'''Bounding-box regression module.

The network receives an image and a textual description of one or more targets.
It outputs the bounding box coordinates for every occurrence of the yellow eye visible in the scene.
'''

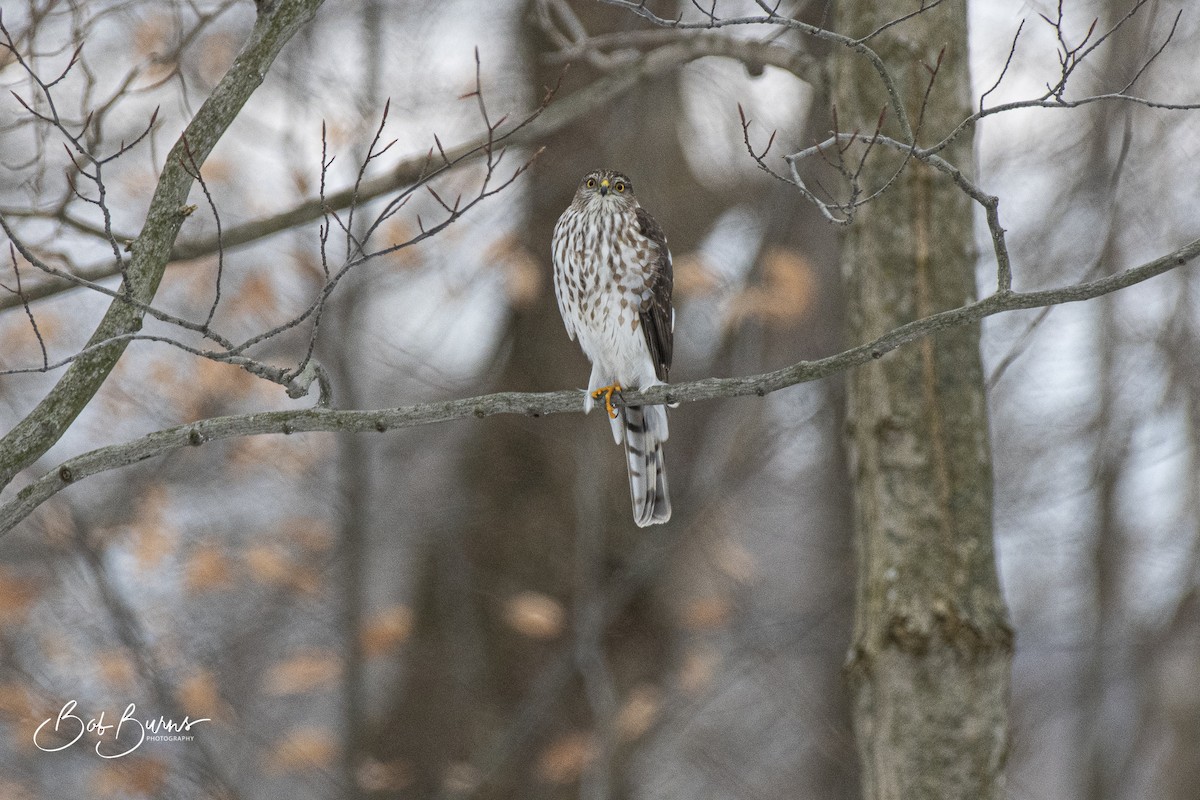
[614,182,625,193]
[585,178,596,188]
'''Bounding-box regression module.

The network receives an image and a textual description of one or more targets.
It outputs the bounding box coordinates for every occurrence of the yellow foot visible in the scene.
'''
[591,383,623,419]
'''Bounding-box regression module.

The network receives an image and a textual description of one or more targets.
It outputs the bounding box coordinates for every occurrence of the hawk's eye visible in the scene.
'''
[585,178,596,189]
[614,182,626,193]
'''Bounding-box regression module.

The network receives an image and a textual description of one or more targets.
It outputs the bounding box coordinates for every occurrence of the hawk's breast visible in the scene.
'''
[551,203,659,383]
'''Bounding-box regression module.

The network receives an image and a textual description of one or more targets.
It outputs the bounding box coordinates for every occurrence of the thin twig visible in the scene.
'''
[979,19,1024,113]
[179,133,227,330]
[2,243,49,369]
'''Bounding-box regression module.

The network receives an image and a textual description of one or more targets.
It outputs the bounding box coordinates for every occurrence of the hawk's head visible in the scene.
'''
[574,168,637,209]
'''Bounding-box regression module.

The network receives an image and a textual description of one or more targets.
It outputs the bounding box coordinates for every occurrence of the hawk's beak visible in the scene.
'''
[599,179,609,196]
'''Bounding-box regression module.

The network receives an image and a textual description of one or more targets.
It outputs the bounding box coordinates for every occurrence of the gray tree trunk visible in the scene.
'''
[832,3,1014,798]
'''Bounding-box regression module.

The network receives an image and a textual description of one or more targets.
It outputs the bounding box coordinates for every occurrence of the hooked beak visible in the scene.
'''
[599,179,609,196]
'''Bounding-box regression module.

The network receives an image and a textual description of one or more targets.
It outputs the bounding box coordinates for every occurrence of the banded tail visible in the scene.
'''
[613,404,671,527]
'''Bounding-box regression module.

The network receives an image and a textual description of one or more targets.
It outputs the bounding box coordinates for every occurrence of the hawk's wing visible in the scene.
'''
[551,217,577,342]
[635,207,674,382]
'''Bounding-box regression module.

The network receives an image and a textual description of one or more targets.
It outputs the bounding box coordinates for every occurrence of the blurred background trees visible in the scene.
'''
[0,1,1197,799]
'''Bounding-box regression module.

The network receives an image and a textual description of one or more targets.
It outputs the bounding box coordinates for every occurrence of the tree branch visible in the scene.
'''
[1,32,820,313]
[600,0,917,137]
[0,0,326,490]
[4,235,1196,535]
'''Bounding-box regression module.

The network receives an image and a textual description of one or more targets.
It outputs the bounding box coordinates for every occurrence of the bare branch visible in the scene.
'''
[1117,8,1182,95]
[0,0,328,491]
[740,104,851,225]
[2,31,821,314]
[599,0,916,138]
[0,331,291,385]
[343,97,394,262]
[0,212,237,350]
[855,0,947,44]
[5,236,1197,535]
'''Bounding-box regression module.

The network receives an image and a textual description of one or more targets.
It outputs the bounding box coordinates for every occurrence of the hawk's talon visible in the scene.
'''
[591,383,623,419]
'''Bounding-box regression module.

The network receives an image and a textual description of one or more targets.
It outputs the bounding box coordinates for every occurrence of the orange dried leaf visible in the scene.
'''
[291,168,312,197]
[175,258,222,307]
[226,436,319,476]
[265,651,341,695]
[679,646,719,696]
[133,14,173,58]
[128,523,177,572]
[0,567,41,628]
[503,591,565,640]
[536,731,595,784]
[291,249,325,284]
[226,273,277,319]
[148,359,184,390]
[97,650,137,691]
[715,539,756,582]
[268,727,337,772]
[37,630,71,666]
[380,218,422,269]
[361,606,414,657]
[486,234,541,307]
[0,781,34,800]
[673,252,720,296]
[92,756,169,796]
[284,517,336,553]
[680,597,732,630]
[197,157,232,184]
[0,307,61,364]
[184,542,234,592]
[725,246,816,328]
[198,31,238,84]
[193,355,255,400]
[0,682,33,721]
[356,757,412,792]
[441,762,480,794]
[242,544,293,586]
[286,567,323,596]
[177,671,222,721]
[125,484,178,571]
[616,684,661,741]
[136,483,172,517]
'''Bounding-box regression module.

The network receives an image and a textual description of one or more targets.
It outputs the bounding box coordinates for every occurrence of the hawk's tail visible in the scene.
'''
[619,404,671,527]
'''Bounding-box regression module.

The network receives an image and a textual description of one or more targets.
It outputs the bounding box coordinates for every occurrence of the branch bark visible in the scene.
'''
[0,0,325,489]
[3,237,1195,535]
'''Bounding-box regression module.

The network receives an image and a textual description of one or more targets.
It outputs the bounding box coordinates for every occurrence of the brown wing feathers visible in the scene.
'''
[634,207,674,383]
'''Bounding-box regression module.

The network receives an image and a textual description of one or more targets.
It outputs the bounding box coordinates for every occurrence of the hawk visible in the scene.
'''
[551,169,674,527]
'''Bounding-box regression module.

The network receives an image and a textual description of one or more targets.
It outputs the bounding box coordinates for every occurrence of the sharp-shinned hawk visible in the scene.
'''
[551,169,675,527]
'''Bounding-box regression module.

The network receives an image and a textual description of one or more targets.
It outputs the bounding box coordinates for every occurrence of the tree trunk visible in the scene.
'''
[833,3,1014,798]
